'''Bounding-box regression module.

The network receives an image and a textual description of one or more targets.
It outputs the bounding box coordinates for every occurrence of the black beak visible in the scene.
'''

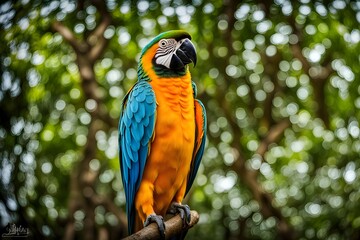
[170,38,197,69]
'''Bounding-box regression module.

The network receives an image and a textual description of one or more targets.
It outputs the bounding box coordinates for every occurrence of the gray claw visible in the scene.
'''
[144,214,166,239]
[169,203,191,226]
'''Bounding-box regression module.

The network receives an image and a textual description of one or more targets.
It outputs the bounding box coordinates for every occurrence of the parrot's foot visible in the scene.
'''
[168,202,191,227]
[144,214,166,239]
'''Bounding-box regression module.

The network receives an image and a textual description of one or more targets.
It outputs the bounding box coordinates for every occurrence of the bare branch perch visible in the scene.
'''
[124,211,200,240]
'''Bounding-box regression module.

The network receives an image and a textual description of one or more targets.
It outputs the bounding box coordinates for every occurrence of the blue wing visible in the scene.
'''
[118,80,156,234]
[185,98,207,195]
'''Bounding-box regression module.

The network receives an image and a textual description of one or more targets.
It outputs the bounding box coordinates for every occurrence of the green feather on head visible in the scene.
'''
[140,30,192,57]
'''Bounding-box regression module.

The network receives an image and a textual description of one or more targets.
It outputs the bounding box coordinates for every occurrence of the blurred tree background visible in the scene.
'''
[1,0,360,239]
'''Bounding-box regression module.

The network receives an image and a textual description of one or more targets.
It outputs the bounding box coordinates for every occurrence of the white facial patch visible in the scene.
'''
[155,39,177,69]
[155,53,173,68]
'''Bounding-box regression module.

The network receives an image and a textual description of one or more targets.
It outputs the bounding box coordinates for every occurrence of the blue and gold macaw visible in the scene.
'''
[118,30,206,238]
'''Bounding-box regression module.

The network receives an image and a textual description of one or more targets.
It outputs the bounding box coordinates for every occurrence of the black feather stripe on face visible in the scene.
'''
[156,39,176,56]
[154,39,177,68]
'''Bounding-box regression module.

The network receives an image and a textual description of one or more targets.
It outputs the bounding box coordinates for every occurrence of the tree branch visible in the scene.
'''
[287,14,333,128]
[257,119,290,157]
[88,0,112,62]
[52,21,86,53]
[260,49,283,129]
[53,2,122,239]
[223,101,294,239]
[124,211,200,240]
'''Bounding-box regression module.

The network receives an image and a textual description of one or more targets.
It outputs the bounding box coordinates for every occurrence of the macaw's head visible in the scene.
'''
[139,30,197,78]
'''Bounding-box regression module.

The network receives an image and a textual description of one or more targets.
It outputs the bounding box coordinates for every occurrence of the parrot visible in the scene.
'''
[118,30,207,238]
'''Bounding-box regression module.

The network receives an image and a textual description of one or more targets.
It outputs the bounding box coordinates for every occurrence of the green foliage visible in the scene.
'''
[1,0,360,239]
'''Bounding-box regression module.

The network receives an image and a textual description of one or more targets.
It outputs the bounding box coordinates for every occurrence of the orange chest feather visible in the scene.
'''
[150,75,195,142]
[146,75,196,198]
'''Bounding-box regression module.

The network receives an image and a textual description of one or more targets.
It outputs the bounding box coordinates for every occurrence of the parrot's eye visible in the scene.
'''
[159,39,167,47]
